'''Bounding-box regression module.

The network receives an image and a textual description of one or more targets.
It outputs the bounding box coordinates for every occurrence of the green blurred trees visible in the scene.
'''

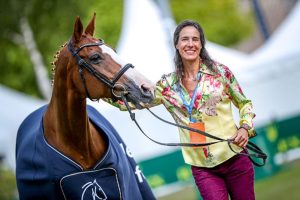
[170,0,254,46]
[0,0,253,98]
[0,0,87,97]
[0,0,123,98]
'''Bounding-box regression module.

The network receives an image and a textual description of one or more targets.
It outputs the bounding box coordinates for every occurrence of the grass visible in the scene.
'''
[255,160,300,200]
[158,160,300,200]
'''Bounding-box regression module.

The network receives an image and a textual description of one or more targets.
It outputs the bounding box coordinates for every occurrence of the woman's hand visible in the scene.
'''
[230,128,249,148]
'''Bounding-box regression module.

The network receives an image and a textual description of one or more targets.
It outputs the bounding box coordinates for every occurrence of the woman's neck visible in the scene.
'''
[182,58,201,80]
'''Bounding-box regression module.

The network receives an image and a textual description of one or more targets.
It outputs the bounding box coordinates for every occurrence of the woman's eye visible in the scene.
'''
[89,54,102,64]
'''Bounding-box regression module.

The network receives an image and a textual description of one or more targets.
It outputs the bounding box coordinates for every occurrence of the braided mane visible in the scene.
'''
[50,42,67,86]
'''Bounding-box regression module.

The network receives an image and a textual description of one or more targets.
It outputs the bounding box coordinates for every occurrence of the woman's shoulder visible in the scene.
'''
[211,61,237,83]
[210,61,233,76]
[210,61,228,71]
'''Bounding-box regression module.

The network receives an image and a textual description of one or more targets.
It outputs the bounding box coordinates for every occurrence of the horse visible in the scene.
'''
[15,14,156,200]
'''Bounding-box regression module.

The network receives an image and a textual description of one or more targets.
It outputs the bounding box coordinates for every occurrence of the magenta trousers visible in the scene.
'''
[191,153,255,200]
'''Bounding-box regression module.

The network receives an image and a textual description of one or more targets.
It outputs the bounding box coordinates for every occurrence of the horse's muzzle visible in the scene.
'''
[124,81,154,109]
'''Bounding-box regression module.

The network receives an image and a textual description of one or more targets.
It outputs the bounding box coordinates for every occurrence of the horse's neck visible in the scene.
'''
[47,89,88,138]
[44,88,107,169]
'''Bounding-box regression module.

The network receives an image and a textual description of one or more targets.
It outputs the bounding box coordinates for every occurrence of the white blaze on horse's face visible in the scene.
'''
[100,44,155,98]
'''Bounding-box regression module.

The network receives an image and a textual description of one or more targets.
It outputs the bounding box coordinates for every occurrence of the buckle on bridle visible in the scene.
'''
[112,83,128,98]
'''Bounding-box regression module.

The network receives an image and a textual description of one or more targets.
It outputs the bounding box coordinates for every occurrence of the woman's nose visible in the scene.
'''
[187,39,193,46]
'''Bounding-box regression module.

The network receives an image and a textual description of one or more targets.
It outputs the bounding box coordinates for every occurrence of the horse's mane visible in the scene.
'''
[51,42,67,86]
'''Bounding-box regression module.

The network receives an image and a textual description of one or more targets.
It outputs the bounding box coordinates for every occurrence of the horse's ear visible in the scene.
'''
[84,13,96,36]
[72,16,83,43]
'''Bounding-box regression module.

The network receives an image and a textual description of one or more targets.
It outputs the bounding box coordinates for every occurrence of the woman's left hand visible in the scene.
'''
[230,128,249,148]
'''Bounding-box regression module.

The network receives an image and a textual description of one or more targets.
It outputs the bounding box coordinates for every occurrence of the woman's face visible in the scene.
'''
[176,26,202,62]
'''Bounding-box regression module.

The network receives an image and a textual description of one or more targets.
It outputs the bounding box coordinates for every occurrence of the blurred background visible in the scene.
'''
[0,0,300,199]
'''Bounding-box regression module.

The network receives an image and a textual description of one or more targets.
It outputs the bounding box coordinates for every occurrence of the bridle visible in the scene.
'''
[120,94,267,167]
[67,39,133,100]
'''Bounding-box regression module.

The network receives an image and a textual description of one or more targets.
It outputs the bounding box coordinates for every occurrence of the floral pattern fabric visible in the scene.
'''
[105,62,256,167]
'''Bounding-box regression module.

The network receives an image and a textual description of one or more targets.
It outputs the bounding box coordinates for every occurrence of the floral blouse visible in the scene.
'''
[105,62,256,167]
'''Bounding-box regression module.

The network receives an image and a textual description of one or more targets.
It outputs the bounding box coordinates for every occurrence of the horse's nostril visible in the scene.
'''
[141,85,152,98]
[143,90,152,97]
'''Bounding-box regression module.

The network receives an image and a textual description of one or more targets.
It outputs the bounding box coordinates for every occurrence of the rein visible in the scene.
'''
[121,95,267,167]
[67,40,133,100]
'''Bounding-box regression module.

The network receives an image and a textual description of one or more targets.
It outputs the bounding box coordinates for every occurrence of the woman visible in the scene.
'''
[107,19,256,200]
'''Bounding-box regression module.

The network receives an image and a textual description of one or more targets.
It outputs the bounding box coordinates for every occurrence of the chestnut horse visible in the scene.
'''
[16,14,156,200]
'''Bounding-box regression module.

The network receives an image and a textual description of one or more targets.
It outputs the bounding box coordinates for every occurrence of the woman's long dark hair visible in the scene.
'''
[173,20,214,78]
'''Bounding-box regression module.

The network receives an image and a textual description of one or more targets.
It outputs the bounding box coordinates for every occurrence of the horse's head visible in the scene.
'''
[56,13,154,108]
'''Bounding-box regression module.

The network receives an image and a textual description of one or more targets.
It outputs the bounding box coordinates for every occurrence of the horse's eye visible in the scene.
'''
[89,53,102,64]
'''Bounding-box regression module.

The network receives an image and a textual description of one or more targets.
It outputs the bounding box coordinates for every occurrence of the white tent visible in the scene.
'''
[0,85,46,169]
[236,1,300,125]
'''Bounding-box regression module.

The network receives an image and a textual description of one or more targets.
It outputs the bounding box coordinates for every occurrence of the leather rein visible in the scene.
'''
[120,95,267,167]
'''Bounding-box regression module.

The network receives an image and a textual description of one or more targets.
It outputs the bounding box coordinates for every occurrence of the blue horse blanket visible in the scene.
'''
[16,105,155,200]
